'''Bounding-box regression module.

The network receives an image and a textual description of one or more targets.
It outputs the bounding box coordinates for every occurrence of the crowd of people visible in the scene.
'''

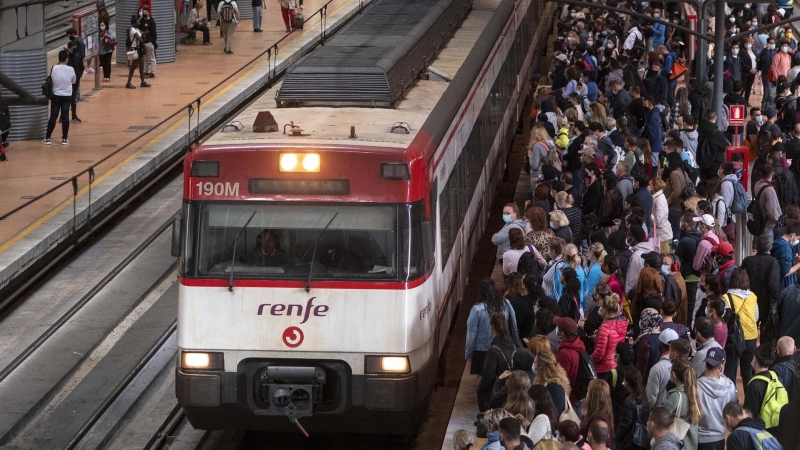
[452,1,800,449]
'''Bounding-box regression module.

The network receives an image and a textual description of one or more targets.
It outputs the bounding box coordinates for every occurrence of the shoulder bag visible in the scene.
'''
[726,293,747,357]
[559,393,580,423]
[41,66,54,99]
[669,392,691,439]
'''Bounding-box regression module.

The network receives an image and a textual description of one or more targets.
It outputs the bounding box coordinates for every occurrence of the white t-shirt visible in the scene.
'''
[51,64,76,97]
[129,27,142,48]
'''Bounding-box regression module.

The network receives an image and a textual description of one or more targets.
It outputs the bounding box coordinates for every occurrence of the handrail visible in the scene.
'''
[0,0,344,224]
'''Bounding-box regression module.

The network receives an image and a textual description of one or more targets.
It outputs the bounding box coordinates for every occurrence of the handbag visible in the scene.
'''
[41,66,54,99]
[559,393,580,424]
[669,61,689,80]
[669,393,691,439]
[127,49,140,63]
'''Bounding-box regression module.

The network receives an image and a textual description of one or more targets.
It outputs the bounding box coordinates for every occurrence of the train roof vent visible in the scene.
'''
[276,0,472,108]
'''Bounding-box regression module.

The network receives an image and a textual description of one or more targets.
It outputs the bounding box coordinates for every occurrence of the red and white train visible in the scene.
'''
[174,0,552,433]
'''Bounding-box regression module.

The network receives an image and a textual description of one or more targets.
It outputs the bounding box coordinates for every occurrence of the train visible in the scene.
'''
[172,0,552,434]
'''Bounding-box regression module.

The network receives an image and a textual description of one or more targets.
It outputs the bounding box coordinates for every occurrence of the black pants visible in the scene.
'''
[194,25,210,43]
[743,72,756,104]
[1,130,8,143]
[724,338,757,386]
[697,441,725,450]
[99,52,113,78]
[127,53,145,84]
[46,95,71,139]
[206,0,219,20]
[70,79,81,118]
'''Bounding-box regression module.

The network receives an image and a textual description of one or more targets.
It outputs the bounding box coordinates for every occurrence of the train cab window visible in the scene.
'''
[399,200,434,281]
[183,203,407,281]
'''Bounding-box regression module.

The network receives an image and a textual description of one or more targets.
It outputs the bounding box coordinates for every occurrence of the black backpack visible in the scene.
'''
[574,351,599,399]
[41,66,53,100]
[773,172,792,209]
[682,161,698,185]
[697,138,714,172]
[746,185,770,236]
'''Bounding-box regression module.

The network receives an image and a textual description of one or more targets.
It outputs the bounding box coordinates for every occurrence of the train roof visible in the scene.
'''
[203,0,507,154]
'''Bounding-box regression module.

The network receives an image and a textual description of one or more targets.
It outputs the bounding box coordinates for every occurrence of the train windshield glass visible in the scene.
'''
[184,203,412,281]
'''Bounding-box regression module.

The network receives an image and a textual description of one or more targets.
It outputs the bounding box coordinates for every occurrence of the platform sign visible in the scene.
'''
[727,146,749,192]
[72,8,100,59]
[730,105,745,126]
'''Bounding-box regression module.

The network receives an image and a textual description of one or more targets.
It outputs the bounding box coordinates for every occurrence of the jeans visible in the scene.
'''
[697,440,725,450]
[668,209,682,246]
[144,42,156,74]
[724,338,757,386]
[220,20,236,51]
[281,6,295,30]
[99,52,113,78]
[46,95,71,139]
[252,5,262,29]
[762,77,775,109]
[685,281,698,329]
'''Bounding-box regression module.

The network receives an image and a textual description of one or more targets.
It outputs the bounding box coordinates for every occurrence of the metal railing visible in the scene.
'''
[0,0,346,236]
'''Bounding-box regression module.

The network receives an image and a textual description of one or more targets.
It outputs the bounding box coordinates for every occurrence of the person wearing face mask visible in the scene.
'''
[97,21,115,82]
[491,203,527,264]
[769,39,792,86]
[741,38,758,104]
[722,401,780,450]
[580,161,604,219]
[741,234,781,340]
[769,220,800,290]
[138,8,157,79]
[746,107,762,150]
[760,38,779,109]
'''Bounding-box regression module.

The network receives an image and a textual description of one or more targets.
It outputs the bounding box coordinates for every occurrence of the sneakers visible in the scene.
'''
[62,138,69,145]
[254,28,263,32]
[203,42,212,45]
[140,81,151,88]
[145,73,155,78]
[225,49,233,54]
[126,83,136,89]
[72,117,82,123]
[42,138,51,145]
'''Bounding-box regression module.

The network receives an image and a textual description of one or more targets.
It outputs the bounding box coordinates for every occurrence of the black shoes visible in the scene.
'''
[225,49,233,54]
[140,81,151,87]
[126,83,136,89]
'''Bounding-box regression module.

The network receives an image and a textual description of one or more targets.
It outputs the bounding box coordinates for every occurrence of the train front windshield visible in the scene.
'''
[182,202,428,282]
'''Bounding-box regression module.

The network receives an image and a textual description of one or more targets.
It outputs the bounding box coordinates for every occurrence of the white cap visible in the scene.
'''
[659,328,679,345]
[693,214,715,227]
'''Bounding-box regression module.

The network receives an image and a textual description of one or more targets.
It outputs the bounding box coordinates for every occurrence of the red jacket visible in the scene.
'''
[591,317,629,373]
[557,336,586,385]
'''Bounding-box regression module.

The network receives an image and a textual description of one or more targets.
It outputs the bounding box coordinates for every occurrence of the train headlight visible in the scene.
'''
[181,351,224,370]
[279,153,321,172]
[365,355,411,374]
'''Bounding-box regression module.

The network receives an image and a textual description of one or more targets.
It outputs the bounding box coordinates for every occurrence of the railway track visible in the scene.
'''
[44,0,116,46]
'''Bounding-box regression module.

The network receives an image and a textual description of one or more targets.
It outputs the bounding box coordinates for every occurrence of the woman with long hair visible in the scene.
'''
[663,358,702,450]
[476,314,517,411]
[649,177,673,253]
[503,228,531,276]
[706,297,728,348]
[526,206,555,257]
[633,267,664,327]
[637,137,654,178]
[589,102,607,125]
[533,350,571,415]
[580,379,615,448]
[602,256,624,305]
[674,87,692,123]
[599,172,624,236]
[526,385,560,446]
[615,365,650,450]
[549,243,586,302]
[452,430,475,450]
[504,370,535,427]
[585,242,607,308]
[722,268,759,385]
[528,334,553,359]
[466,279,521,377]
[528,124,554,191]
[559,267,583,321]
[482,408,511,450]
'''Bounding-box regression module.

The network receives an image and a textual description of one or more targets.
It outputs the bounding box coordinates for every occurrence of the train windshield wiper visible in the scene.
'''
[306,213,338,293]
[228,211,257,292]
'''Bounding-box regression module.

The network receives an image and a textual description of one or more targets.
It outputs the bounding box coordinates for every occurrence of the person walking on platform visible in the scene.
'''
[43,50,76,145]
[278,0,296,33]
[252,0,265,32]
[65,28,85,104]
[66,41,83,124]
[218,0,239,54]
[98,21,116,82]
[126,16,151,89]
[189,1,212,45]
[139,7,157,78]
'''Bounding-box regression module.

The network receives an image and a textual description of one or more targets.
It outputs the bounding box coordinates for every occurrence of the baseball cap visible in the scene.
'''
[705,347,726,366]
[671,37,685,45]
[554,316,578,335]
[556,52,568,62]
[693,214,715,227]
[766,107,779,118]
[713,241,734,257]
[659,328,679,345]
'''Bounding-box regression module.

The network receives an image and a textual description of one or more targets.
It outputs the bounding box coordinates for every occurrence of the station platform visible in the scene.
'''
[0,0,368,291]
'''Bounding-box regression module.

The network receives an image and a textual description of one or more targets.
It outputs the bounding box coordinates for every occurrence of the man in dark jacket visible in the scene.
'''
[741,235,782,341]
[779,284,800,343]
[634,171,654,236]
[745,344,782,435]
[642,95,664,160]
[697,110,729,180]
[550,54,568,90]
[643,62,669,107]
[608,79,631,116]
[628,85,647,132]
[760,37,778,109]
[0,91,9,147]
[771,336,797,394]
[724,401,775,450]
[675,212,701,324]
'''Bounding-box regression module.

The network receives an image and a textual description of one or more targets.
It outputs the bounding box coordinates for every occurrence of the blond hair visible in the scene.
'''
[530,123,551,145]
[533,351,571,397]
[504,371,535,423]
[563,243,581,270]
[580,379,614,428]
[555,191,574,208]
[452,430,475,450]
[649,177,666,192]
[550,210,569,228]
[590,242,607,265]
[527,335,553,358]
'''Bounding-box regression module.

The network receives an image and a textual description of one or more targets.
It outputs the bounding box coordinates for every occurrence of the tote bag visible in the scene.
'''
[669,393,691,439]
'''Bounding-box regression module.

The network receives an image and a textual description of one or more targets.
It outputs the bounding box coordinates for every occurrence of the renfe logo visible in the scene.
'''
[256,297,329,324]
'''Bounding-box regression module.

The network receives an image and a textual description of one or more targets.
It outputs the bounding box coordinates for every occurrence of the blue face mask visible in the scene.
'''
[487,430,500,442]
[550,221,556,229]
[503,214,512,223]
[756,115,763,123]
[661,265,670,275]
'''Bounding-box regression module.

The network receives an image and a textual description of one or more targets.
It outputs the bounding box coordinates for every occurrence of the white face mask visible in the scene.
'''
[782,46,790,53]
[733,48,740,55]
[100,25,106,30]
[654,13,660,18]
[745,43,752,49]
[607,42,615,49]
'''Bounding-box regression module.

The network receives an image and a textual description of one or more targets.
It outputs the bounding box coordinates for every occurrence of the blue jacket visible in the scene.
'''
[645,108,664,153]
[465,300,519,359]
[662,51,677,77]
[584,261,603,307]
[584,52,597,75]
[770,237,796,289]
[586,81,598,102]
[550,263,587,304]
[636,186,654,236]
[652,22,666,46]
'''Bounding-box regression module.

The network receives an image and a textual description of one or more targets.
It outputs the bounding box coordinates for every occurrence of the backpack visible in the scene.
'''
[41,66,54,100]
[697,138,715,172]
[749,370,789,429]
[725,293,747,357]
[659,106,670,133]
[739,427,784,450]
[573,351,599,399]
[759,122,775,154]
[631,31,645,61]
[719,104,731,130]
[723,179,749,214]
[773,172,792,209]
[747,185,770,236]
[700,236,720,274]
[631,148,646,175]
[219,0,234,22]
[682,161,698,185]
[610,145,625,169]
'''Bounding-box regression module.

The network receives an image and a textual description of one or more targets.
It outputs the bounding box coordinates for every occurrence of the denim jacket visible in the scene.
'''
[465,300,518,360]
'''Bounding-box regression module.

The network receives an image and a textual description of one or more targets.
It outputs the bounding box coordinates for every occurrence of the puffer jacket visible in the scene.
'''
[652,190,673,242]
[591,316,629,373]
